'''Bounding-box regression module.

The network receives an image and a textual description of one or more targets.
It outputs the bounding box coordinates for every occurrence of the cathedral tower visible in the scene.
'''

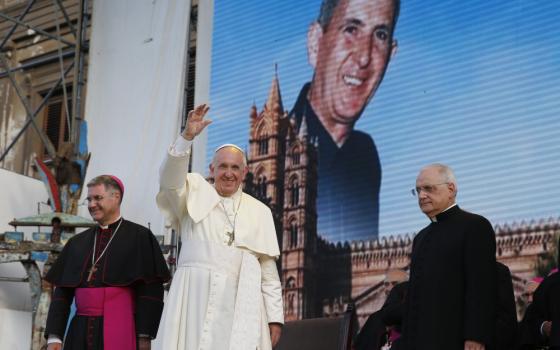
[246,68,290,232]
[281,115,320,320]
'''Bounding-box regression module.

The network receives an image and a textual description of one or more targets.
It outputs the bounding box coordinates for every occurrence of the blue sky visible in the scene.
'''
[208,0,560,238]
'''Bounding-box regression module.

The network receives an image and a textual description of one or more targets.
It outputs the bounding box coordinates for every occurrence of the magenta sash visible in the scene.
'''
[75,287,136,350]
[389,329,401,342]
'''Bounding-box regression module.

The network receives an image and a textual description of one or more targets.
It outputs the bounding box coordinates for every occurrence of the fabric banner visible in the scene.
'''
[82,0,193,236]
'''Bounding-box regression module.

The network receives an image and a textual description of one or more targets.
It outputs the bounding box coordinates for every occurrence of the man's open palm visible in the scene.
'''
[182,104,212,140]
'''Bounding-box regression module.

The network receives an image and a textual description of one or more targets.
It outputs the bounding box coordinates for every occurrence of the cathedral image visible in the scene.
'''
[241,72,560,326]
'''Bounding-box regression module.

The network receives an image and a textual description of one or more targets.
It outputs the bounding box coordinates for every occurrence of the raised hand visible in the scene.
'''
[182,104,212,141]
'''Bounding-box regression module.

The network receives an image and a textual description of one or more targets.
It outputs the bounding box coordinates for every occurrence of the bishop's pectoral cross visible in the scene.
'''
[86,265,98,282]
[226,231,234,246]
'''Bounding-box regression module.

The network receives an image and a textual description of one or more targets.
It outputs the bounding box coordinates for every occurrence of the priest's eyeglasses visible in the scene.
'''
[411,183,448,197]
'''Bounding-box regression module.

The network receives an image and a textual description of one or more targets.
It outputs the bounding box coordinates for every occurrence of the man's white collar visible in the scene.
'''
[430,203,457,222]
[100,216,122,229]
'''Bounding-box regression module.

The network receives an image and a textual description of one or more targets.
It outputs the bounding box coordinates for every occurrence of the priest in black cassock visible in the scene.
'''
[517,269,560,350]
[494,261,517,350]
[44,175,170,350]
[401,164,496,350]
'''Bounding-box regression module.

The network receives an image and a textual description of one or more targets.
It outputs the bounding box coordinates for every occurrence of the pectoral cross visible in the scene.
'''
[87,265,98,282]
[226,231,235,246]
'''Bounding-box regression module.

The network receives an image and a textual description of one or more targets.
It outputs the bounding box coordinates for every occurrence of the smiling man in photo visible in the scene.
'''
[289,0,399,241]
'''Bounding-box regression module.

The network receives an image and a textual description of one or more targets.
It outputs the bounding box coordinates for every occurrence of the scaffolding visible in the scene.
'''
[0,0,90,167]
[0,1,197,347]
[0,1,91,348]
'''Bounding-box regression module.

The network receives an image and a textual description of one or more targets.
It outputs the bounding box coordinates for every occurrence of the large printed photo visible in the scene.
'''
[207,0,560,244]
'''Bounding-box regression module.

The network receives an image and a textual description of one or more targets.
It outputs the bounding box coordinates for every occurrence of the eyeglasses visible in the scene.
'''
[86,195,106,203]
[411,183,448,197]
[86,192,118,203]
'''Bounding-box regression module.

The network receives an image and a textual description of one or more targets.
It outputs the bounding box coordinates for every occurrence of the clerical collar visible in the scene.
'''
[99,216,122,229]
[218,186,243,202]
[430,204,458,222]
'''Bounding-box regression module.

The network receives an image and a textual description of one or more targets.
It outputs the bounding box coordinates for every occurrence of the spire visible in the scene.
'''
[250,101,258,119]
[289,114,297,128]
[265,64,284,114]
[298,113,308,138]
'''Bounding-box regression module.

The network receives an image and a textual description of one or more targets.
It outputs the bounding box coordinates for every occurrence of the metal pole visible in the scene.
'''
[0,11,74,46]
[0,276,29,282]
[54,0,77,39]
[169,229,178,277]
[0,54,58,159]
[0,61,75,162]
[0,0,36,50]
[70,0,88,148]
[0,48,74,79]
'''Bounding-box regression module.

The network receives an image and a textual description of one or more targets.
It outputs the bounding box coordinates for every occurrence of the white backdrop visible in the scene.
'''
[82,0,194,236]
[0,170,47,349]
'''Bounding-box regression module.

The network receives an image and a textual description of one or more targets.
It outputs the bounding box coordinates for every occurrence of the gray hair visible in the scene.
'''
[422,163,458,193]
[213,144,247,166]
[317,0,401,31]
[87,175,123,203]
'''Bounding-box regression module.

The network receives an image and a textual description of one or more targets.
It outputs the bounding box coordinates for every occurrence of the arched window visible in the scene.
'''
[256,174,267,198]
[258,139,269,155]
[289,177,299,206]
[289,220,298,248]
[292,153,300,165]
[285,276,296,289]
[291,147,300,165]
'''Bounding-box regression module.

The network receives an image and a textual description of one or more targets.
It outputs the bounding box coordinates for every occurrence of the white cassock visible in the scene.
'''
[153,137,284,350]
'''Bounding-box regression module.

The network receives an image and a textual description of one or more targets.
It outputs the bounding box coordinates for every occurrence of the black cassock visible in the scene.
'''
[494,262,517,350]
[289,83,381,240]
[44,219,171,349]
[354,281,408,350]
[402,205,496,350]
[518,271,560,350]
